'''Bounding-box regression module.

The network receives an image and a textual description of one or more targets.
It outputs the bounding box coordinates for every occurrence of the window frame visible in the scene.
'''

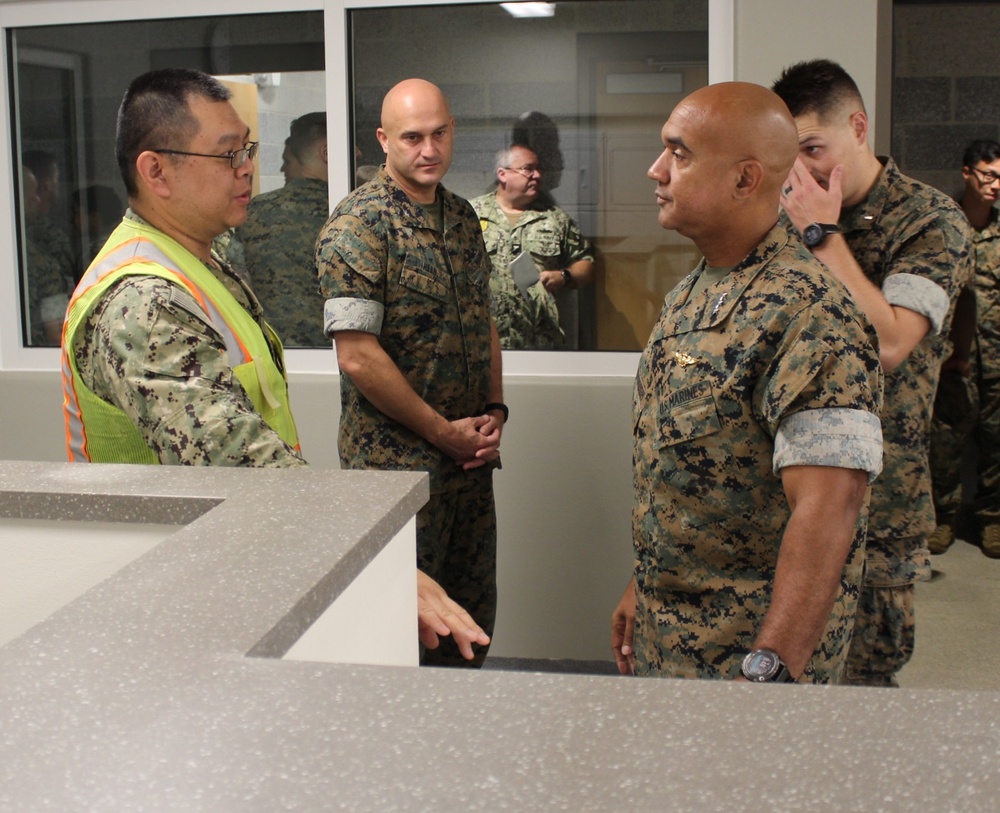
[0,0,734,376]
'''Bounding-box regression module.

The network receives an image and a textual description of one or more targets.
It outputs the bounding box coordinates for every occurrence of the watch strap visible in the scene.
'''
[741,648,793,683]
[804,222,841,248]
[484,402,509,423]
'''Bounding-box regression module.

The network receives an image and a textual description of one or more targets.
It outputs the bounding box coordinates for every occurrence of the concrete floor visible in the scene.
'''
[899,538,1000,692]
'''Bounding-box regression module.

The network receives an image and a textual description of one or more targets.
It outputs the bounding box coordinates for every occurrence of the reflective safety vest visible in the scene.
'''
[61,218,299,463]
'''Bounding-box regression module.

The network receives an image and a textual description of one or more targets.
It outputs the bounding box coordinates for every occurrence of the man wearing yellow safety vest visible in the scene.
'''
[60,68,488,660]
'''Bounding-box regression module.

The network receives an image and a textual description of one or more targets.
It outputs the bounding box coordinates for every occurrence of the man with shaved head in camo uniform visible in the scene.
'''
[317,78,504,668]
[612,82,884,685]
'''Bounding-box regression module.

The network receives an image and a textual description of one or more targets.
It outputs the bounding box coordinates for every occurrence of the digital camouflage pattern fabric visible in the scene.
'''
[969,209,1000,528]
[837,157,971,687]
[231,178,330,347]
[632,223,883,682]
[470,191,592,350]
[25,215,75,346]
[416,466,496,668]
[317,167,499,667]
[844,577,915,687]
[840,157,973,584]
[318,168,496,493]
[73,211,305,468]
[928,367,977,532]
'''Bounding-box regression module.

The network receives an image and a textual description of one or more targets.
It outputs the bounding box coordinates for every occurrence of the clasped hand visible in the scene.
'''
[439,414,501,470]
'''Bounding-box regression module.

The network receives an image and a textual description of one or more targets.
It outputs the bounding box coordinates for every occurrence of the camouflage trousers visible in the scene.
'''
[417,467,496,669]
[971,371,1000,527]
[929,368,978,527]
[844,550,920,687]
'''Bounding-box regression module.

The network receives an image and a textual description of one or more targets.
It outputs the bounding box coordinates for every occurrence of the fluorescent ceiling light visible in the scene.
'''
[501,2,555,18]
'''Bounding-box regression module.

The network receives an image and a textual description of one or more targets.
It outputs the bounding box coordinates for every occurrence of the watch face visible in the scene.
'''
[803,223,823,247]
[742,650,781,681]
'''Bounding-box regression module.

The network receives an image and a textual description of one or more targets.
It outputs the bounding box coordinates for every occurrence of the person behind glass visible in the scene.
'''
[928,139,1000,560]
[21,150,76,345]
[280,137,304,185]
[470,145,594,350]
[611,82,884,684]
[231,111,330,347]
[772,59,973,687]
[317,78,504,668]
[71,184,124,279]
[59,68,489,661]
[511,110,564,206]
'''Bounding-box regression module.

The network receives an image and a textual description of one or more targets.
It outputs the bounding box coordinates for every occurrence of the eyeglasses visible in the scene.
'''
[503,164,541,178]
[151,141,259,169]
[971,166,1000,185]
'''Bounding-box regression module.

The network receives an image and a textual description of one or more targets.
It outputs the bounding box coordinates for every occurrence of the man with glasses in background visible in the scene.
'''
[60,68,490,661]
[471,144,594,350]
[928,139,1000,559]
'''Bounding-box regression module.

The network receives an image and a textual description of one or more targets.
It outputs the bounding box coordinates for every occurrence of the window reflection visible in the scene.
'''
[9,11,324,347]
[350,0,708,351]
[8,3,707,353]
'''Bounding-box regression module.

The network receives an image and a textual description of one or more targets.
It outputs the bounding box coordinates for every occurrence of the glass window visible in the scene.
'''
[8,11,324,347]
[6,1,707,356]
[349,1,708,351]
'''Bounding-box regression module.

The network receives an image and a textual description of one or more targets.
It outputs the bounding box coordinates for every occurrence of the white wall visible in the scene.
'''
[0,0,891,662]
[733,0,892,150]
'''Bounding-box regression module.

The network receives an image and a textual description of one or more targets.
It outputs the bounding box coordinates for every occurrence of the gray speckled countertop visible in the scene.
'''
[1,460,998,812]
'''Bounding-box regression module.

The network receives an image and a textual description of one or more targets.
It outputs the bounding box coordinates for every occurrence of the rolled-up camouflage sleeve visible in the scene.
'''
[774,408,883,482]
[881,215,970,335]
[883,273,950,335]
[76,276,307,468]
[759,297,884,481]
[316,212,385,338]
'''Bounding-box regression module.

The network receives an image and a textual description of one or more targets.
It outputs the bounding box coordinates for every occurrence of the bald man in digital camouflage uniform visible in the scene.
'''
[317,79,504,668]
[612,82,884,685]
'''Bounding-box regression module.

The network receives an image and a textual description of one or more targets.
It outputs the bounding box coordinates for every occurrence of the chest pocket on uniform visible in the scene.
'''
[400,250,450,303]
[654,380,722,449]
[529,230,560,260]
[652,379,759,527]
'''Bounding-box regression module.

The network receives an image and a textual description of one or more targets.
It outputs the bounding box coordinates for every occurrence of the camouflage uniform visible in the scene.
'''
[969,210,1000,532]
[231,178,330,347]
[72,211,306,468]
[211,228,237,269]
[317,167,498,667]
[930,206,1000,542]
[24,215,75,346]
[632,223,883,683]
[470,191,593,350]
[837,157,972,686]
[928,366,978,536]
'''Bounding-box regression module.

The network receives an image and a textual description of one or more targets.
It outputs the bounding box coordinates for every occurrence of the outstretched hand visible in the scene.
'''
[417,570,491,660]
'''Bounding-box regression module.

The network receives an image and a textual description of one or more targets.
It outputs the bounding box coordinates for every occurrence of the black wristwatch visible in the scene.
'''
[484,402,509,423]
[560,268,573,288]
[741,649,793,683]
[802,222,840,249]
